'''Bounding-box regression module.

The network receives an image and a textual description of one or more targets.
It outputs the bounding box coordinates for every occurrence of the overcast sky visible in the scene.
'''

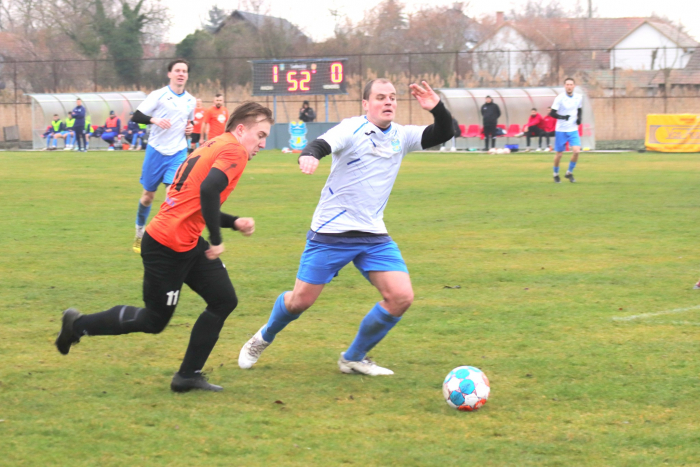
[167,0,700,45]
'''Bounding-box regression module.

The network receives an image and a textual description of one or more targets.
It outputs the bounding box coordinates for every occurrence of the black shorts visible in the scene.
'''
[141,231,236,321]
[190,133,201,144]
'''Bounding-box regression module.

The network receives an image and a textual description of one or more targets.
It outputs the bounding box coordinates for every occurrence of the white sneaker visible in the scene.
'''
[338,352,394,376]
[238,326,271,369]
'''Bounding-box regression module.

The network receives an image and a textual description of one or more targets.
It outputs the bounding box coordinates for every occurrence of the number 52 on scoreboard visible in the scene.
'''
[251,58,348,96]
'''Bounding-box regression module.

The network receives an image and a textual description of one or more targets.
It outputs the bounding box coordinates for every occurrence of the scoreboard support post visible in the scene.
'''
[325,95,329,123]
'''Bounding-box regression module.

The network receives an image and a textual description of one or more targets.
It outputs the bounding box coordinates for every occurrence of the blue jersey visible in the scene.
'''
[72,105,86,125]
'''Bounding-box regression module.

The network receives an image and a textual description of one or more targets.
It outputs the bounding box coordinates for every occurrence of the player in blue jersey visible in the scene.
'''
[550,78,583,183]
[239,79,454,376]
[130,59,195,253]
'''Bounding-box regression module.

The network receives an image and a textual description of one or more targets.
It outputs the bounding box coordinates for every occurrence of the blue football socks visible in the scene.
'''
[136,202,151,228]
[261,292,299,343]
[344,302,401,362]
[553,166,560,175]
[568,161,577,173]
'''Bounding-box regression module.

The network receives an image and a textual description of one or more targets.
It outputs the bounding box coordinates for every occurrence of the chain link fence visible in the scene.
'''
[2,48,699,146]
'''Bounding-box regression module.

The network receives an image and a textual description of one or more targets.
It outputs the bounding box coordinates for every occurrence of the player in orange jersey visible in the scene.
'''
[189,98,205,154]
[55,102,274,392]
[202,93,229,141]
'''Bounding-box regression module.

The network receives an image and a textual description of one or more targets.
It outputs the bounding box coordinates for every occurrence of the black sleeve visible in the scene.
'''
[131,110,152,125]
[549,109,569,120]
[577,107,582,125]
[420,100,454,149]
[496,105,501,119]
[300,139,332,160]
[200,168,234,246]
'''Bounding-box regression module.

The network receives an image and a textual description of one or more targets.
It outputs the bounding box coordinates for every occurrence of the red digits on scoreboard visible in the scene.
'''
[330,62,343,83]
[287,71,298,91]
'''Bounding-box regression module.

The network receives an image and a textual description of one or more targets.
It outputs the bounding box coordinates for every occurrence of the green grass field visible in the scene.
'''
[2,149,700,466]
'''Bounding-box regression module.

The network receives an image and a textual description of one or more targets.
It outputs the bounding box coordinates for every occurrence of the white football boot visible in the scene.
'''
[238,326,271,369]
[338,352,394,376]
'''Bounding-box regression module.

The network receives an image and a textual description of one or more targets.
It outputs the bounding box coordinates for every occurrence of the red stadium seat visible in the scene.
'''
[458,124,467,137]
[578,124,583,136]
[464,124,481,138]
[505,124,520,137]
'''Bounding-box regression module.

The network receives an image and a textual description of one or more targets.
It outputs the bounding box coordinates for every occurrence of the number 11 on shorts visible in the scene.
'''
[166,290,180,306]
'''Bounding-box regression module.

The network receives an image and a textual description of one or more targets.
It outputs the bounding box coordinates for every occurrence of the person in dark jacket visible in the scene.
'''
[71,98,87,152]
[481,96,501,151]
[299,101,316,122]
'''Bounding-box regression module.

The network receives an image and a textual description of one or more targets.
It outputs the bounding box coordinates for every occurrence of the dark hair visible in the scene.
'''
[53,114,59,117]
[564,77,575,84]
[531,107,537,111]
[302,100,309,106]
[167,59,189,72]
[362,78,392,101]
[225,102,274,132]
[214,93,223,98]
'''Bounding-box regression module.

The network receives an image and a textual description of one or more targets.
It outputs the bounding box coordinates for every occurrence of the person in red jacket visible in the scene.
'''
[541,107,557,150]
[516,108,546,150]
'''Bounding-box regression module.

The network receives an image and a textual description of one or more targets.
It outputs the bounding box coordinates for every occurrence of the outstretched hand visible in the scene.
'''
[409,81,440,111]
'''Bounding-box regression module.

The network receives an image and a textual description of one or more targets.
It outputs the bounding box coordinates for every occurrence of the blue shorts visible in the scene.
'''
[554,131,581,152]
[140,145,188,192]
[297,240,409,285]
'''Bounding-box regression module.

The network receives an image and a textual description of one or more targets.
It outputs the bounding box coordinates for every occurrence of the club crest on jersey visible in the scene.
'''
[391,138,401,153]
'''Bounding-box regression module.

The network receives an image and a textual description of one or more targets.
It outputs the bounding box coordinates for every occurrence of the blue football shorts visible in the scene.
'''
[554,130,581,152]
[140,145,188,192]
[297,240,409,285]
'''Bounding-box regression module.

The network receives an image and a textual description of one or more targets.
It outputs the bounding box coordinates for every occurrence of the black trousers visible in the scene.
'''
[483,124,497,149]
[526,127,545,147]
[74,125,86,150]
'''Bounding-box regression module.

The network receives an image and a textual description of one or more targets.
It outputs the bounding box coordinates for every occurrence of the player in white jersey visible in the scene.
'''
[549,77,583,183]
[239,79,454,376]
[130,59,195,253]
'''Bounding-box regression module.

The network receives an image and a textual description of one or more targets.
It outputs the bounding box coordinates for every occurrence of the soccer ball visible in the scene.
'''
[443,366,490,411]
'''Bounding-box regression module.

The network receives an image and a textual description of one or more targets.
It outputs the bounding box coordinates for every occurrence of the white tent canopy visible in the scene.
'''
[436,86,595,150]
[27,91,147,149]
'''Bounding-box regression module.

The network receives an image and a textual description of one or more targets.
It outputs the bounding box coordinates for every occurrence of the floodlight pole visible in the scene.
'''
[273,96,277,122]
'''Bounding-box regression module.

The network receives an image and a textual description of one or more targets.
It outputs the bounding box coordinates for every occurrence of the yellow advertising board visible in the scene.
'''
[646,114,700,152]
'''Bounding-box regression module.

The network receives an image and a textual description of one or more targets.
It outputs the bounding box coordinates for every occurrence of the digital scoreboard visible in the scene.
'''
[251,58,348,96]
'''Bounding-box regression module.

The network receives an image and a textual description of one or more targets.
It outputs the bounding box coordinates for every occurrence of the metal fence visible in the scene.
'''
[2,47,699,144]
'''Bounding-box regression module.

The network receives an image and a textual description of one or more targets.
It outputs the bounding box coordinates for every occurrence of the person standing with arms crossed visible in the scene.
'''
[130,59,196,253]
[71,98,87,152]
[55,102,274,392]
[202,94,229,142]
[238,80,454,376]
[550,78,583,183]
[481,96,500,152]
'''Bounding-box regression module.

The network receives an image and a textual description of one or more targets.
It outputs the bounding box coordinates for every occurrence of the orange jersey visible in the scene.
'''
[192,106,205,133]
[146,132,248,252]
[204,106,229,138]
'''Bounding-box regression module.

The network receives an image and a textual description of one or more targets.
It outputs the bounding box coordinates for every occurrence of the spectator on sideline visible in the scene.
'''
[101,110,121,151]
[126,112,146,150]
[541,107,557,150]
[43,115,64,150]
[71,98,87,152]
[481,96,500,151]
[189,98,205,154]
[515,108,546,150]
[298,101,316,122]
[64,112,76,150]
[202,94,229,141]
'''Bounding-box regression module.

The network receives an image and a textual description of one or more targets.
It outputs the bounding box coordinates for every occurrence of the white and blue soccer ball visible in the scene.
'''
[443,366,490,411]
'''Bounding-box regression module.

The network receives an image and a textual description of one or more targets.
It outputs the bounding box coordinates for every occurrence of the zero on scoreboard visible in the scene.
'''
[251,58,348,96]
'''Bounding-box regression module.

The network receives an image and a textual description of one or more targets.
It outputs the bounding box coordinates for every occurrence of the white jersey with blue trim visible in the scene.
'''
[551,92,582,133]
[137,85,195,155]
[310,116,426,235]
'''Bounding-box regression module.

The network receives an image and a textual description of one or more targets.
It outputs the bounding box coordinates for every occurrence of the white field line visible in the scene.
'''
[612,305,700,322]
